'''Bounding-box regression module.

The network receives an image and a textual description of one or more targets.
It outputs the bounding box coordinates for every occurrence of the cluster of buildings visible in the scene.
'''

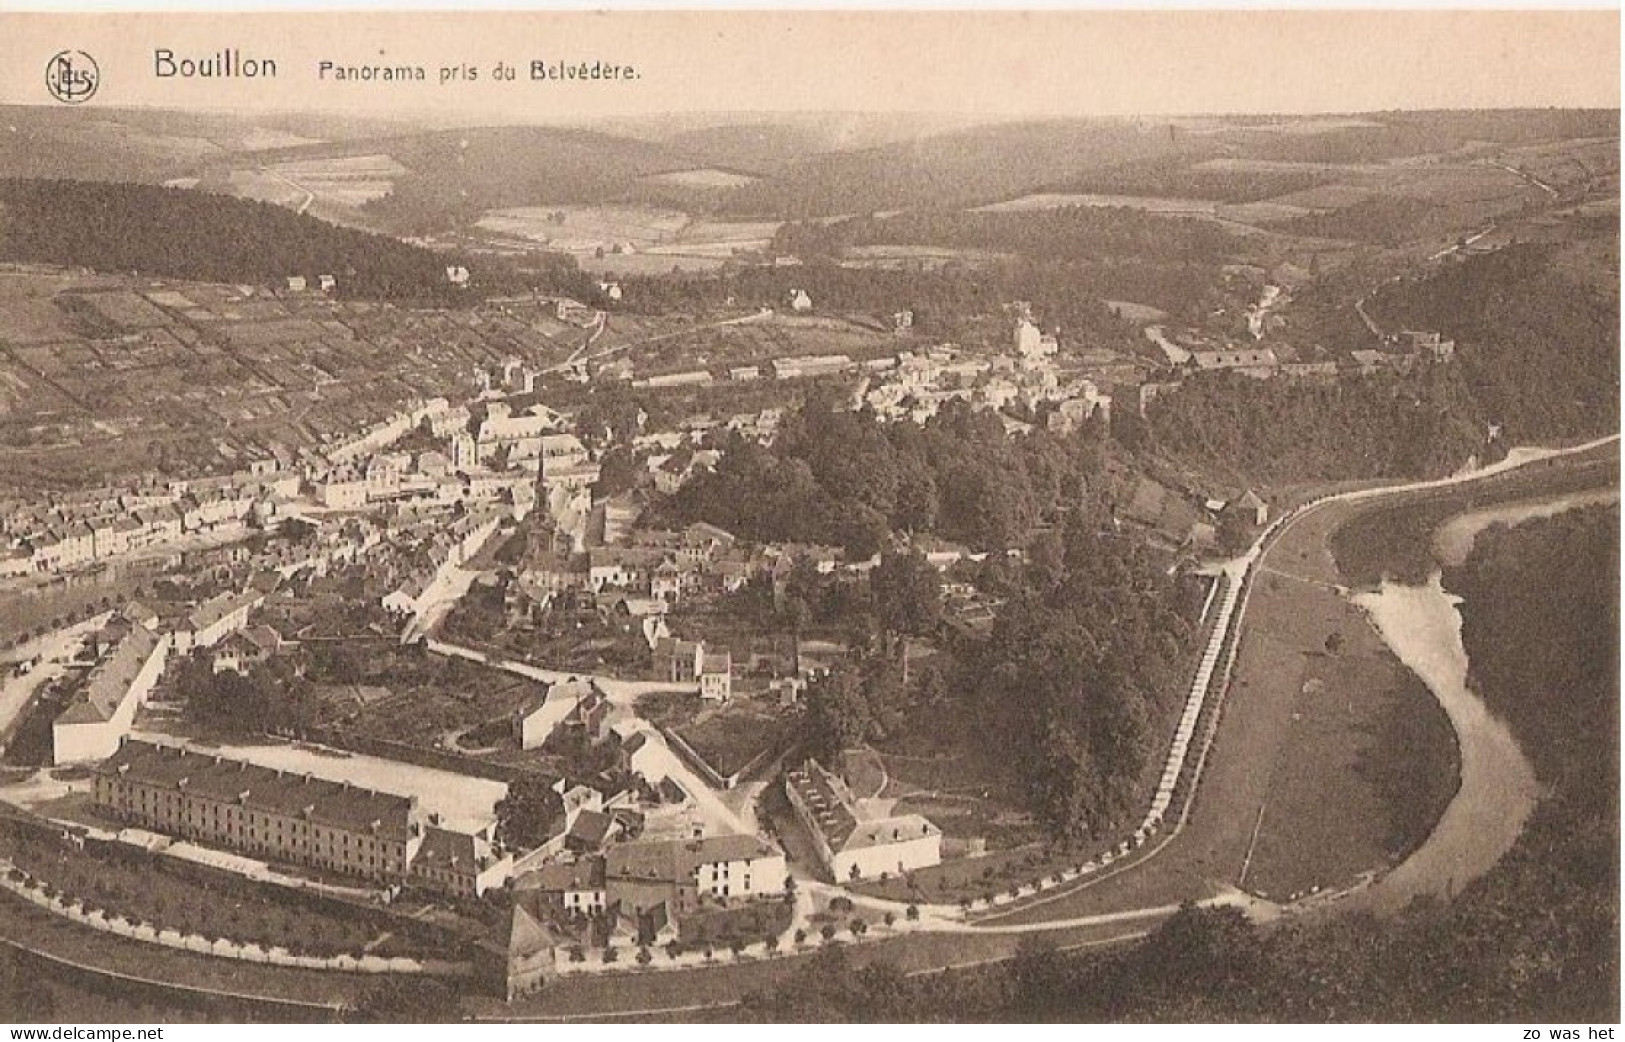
[1149,326,1458,387]
[0,463,299,578]
[859,327,1112,434]
[50,588,268,765]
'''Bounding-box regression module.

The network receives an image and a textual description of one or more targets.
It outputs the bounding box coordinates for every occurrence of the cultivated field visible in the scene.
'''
[642,168,759,189]
[976,192,1220,214]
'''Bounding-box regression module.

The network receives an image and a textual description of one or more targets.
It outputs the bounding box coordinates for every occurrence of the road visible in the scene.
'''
[543,309,770,375]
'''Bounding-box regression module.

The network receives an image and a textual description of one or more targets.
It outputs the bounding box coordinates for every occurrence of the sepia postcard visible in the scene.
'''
[0,8,1616,1027]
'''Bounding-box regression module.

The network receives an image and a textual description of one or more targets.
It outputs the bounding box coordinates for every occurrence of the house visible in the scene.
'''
[174,590,265,654]
[1190,347,1278,376]
[493,900,559,1000]
[476,411,556,466]
[784,759,942,882]
[1225,490,1269,527]
[91,739,425,886]
[1014,318,1058,359]
[651,637,704,685]
[618,731,672,786]
[588,546,664,592]
[699,650,732,702]
[513,679,598,751]
[605,833,786,916]
[788,289,813,312]
[563,809,620,856]
[210,625,284,675]
[411,823,514,897]
[538,434,600,493]
[52,626,171,765]
[526,857,607,915]
[771,354,851,381]
[636,900,680,947]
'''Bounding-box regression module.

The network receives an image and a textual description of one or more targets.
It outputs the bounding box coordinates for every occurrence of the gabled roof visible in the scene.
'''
[528,857,606,892]
[567,809,614,848]
[508,902,556,957]
[56,626,162,725]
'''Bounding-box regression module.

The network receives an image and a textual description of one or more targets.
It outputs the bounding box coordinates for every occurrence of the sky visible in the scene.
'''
[0,10,1618,122]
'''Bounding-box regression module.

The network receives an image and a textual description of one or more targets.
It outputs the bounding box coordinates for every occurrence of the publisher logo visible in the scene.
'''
[46,51,99,104]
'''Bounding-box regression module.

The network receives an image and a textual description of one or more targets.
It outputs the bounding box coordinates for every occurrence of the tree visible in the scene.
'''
[819,923,838,944]
[870,550,943,647]
[494,774,566,851]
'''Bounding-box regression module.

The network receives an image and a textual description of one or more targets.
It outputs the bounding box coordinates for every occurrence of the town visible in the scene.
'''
[0,75,1615,1025]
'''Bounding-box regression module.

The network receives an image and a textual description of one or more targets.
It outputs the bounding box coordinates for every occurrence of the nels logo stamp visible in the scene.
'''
[46,50,100,104]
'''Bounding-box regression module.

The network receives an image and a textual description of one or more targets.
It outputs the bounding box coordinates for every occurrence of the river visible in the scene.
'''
[1347,490,1613,912]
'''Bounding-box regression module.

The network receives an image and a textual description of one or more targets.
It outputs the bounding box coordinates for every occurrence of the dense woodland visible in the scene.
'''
[954,515,1199,839]
[1137,364,1489,484]
[743,506,1619,1022]
[1048,153,1330,203]
[0,179,588,304]
[797,506,1199,842]
[773,206,1241,263]
[1372,240,1622,444]
[668,394,1107,555]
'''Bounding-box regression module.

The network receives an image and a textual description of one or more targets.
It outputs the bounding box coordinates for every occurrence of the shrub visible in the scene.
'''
[906,904,920,921]
[568,945,586,963]
[819,923,837,943]
[883,911,896,928]
[794,928,808,946]
[602,947,619,964]
[636,946,652,966]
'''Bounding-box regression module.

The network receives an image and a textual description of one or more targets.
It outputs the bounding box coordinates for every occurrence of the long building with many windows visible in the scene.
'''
[92,738,427,885]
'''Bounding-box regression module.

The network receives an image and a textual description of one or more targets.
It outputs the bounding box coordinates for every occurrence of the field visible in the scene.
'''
[642,169,759,189]
[266,154,407,208]
[976,193,1219,214]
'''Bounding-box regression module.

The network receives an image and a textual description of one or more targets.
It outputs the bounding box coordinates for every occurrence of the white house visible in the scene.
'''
[52,626,171,765]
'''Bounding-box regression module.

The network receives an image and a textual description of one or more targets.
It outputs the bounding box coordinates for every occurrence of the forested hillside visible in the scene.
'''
[717,120,1187,218]
[0,179,584,302]
[1138,365,1487,484]
[743,507,1619,1023]
[1372,239,1621,443]
[667,395,1107,555]
[773,206,1242,263]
